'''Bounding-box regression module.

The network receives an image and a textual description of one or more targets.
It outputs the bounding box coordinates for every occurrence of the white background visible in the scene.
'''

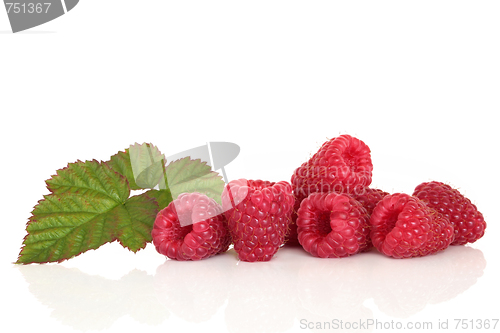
[1,1,499,332]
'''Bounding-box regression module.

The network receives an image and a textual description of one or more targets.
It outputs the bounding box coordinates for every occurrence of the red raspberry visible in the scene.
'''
[370,193,455,259]
[286,188,386,247]
[291,134,373,197]
[352,187,389,217]
[151,192,231,261]
[221,179,294,262]
[296,192,371,258]
[285,192,306,246]
[351,187,389,250]
[413,181,486,245]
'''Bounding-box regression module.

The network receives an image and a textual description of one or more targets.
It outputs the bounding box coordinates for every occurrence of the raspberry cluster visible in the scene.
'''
[290,134,486,259]
[288,135,374,245]
[151,134,487,261]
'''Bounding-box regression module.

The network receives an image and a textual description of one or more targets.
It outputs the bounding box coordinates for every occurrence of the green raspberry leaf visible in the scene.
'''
[106,147,174,211]
[144,189,173,211]
[16,160,158,264]
[159,157,224,205]
[115,194,159,252]
[106,149,140,190]
[129,143,166,189]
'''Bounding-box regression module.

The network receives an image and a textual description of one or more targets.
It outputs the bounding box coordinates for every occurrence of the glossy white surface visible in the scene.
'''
[3,241,496,333]
[2,1,499,332]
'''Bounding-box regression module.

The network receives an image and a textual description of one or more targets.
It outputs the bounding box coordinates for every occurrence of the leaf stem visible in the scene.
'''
[147,144,155,165]
[161,158,169,190]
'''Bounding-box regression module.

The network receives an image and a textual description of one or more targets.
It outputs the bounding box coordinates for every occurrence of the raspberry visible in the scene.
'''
[413,181,486,245]
[291,134,373,197]
[352,187,389,217]
[296,192,370,258]
[288,135,373,245]
[151,192,231,261]
[285,192,306,246]
[370,193,455,259]
[286,188,386,247]
[351,187,389,250]
[221,179,294,262]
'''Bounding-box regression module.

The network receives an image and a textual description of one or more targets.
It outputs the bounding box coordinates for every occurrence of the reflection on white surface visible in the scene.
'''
[18,265,169,331]
[296,249,376,332]
[369,245,486,318]
[18,245,485,332]
[154,254,231,323]
[223,250,300,333]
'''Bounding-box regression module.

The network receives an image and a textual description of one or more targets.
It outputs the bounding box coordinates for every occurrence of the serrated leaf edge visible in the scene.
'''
[16,193,158,264]
[162,157,223,188]
[15,159,142,265]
